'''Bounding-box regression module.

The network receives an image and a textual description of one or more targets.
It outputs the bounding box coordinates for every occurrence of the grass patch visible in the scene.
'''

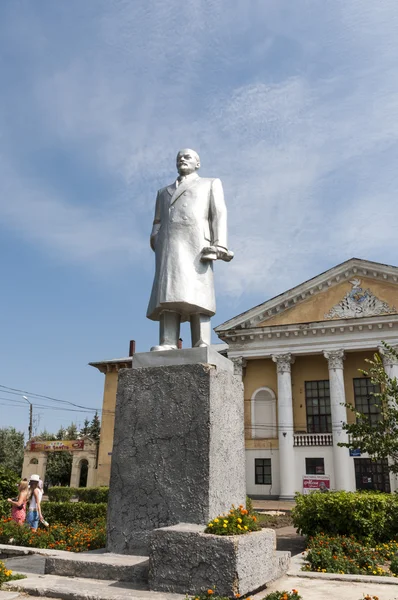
[258,513,293,529]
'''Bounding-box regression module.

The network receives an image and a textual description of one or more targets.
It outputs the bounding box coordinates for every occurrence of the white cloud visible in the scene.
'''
[0,0,398,299]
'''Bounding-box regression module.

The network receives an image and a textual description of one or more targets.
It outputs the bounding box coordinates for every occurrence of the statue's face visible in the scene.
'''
[176,149,200,176]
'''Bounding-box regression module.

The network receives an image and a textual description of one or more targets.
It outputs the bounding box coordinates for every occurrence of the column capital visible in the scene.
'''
[231,356,247,376]
[324,349,345,369]
[272,353,295,374]
[378,345,398,368]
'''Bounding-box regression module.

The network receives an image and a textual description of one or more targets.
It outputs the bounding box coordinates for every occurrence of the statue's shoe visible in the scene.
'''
[150,344,178,351]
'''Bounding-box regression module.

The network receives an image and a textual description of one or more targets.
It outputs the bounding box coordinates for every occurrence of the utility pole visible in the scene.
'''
[23,396,33,440]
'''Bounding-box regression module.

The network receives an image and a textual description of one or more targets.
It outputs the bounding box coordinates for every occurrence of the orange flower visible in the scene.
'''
[207,590,214,595]
[292,591,298,594]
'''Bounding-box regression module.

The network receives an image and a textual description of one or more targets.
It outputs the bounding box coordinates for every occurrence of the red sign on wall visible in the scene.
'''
[303,475,330,494]
[30,440,84,452]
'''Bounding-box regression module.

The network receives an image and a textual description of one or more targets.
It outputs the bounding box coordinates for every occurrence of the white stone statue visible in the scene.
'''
[147,149,233,351]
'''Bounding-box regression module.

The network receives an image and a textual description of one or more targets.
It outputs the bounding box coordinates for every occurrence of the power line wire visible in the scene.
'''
[0,383,100,411]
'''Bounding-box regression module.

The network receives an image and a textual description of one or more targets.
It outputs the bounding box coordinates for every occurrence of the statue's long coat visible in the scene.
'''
[147,173,227,322]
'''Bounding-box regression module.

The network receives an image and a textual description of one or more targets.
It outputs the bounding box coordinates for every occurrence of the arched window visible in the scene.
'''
[29,458,38,465]
[251,387,277,439]
[79,459,89,488]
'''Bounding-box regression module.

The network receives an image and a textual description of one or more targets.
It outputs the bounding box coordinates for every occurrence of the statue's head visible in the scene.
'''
[176,149,200,176]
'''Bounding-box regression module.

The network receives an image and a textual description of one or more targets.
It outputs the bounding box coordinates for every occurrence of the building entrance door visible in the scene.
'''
[354,458,390,493]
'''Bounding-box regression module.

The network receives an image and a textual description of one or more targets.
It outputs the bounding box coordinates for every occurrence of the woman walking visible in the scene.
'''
[7,480,29,525]
[26,474,43,530]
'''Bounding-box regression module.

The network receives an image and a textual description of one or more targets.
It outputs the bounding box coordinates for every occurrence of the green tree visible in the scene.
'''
[35,424,79,486]
[89,413,101,443]
[0,427,24,474]
[80,418,90,436]
[66,423,78,440]
[340,344,398,473]
[0,465,19,499]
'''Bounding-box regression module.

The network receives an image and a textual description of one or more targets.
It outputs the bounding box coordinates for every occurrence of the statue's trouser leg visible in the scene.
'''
[190,314,211,347]
[159,311,181,348]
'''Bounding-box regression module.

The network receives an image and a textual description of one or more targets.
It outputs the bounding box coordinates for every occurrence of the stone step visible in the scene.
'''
[6,573,184,600]
[44,551,149,583]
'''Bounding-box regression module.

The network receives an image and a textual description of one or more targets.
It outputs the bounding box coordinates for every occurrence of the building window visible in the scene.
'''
[353,378,381,426]
[255,458,272,485]
[305,457,325,475]
[305,380,332,433]
[251,387,277,439]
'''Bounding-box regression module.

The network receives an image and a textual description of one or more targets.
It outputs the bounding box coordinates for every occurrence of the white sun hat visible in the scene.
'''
[29,474,40,482]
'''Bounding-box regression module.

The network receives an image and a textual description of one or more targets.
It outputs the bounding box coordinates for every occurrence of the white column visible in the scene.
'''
[378,345,398,380]
[272,353,295,500]
[324,349,354,491]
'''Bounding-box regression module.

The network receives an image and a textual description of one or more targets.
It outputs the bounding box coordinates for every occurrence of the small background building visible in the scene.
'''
[22,437,98,488]
[91,258,398,498]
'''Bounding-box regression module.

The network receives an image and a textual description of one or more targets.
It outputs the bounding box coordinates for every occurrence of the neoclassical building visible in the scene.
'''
[215,258,398,498]
[91,258,398,498]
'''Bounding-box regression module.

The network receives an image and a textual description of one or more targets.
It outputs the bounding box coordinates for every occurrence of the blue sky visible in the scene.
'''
[1,0,398,438]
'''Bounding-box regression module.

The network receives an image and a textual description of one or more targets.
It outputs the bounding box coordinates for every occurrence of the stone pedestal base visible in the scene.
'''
[107,350,245,554]
[149,524,289,596]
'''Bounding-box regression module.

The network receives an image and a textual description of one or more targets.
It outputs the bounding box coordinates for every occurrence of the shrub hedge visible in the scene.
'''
[292,491,398,542]
[41,502,107,525]
[47,487,75,503]
[75,487,108,503]
[0,500,10,519]
[47,486,109,504]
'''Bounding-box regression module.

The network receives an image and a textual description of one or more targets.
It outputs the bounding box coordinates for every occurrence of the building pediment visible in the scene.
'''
[215,258,398,334]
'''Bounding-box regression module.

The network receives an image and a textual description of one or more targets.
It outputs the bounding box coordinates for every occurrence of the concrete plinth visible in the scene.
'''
[107,352,245,554]
[149,524,288,596]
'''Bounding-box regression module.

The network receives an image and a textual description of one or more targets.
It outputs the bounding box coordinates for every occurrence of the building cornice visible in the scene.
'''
[89,357,132,374]
[222,314,398,358]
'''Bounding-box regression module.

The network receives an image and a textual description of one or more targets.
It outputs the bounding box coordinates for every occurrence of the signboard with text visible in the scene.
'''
[349,449,361,457]
[303,475,330,494]
[30,440,85,452]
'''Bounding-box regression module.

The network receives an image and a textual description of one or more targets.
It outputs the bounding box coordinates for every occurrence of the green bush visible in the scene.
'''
[75,487,109,503]
[390,555,398,576]
[47,486,109,504]
[0,500,11,519]
[0,466,19,500]
[41,502,107,525]
[47,487,75,502]
[292,491,398,542]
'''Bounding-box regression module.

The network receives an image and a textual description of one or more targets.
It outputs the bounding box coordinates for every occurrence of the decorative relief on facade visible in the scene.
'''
[323,349,345,370]
[324,278,396,320]
[272,353,294,374]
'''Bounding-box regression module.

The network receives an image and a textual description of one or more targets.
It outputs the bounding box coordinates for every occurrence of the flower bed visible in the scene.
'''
[205,504,260,535]
[303,533,398,576]
[0,517,106,552]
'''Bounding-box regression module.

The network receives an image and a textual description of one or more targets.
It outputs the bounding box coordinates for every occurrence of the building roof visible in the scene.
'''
[215,258,398,333]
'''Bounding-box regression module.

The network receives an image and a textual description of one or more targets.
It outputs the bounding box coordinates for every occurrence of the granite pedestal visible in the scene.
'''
[107,348,245,554]
[149,524,288,596]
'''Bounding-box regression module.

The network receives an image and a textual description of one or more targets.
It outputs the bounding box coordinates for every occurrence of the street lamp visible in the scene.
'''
[22,396,33,440]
